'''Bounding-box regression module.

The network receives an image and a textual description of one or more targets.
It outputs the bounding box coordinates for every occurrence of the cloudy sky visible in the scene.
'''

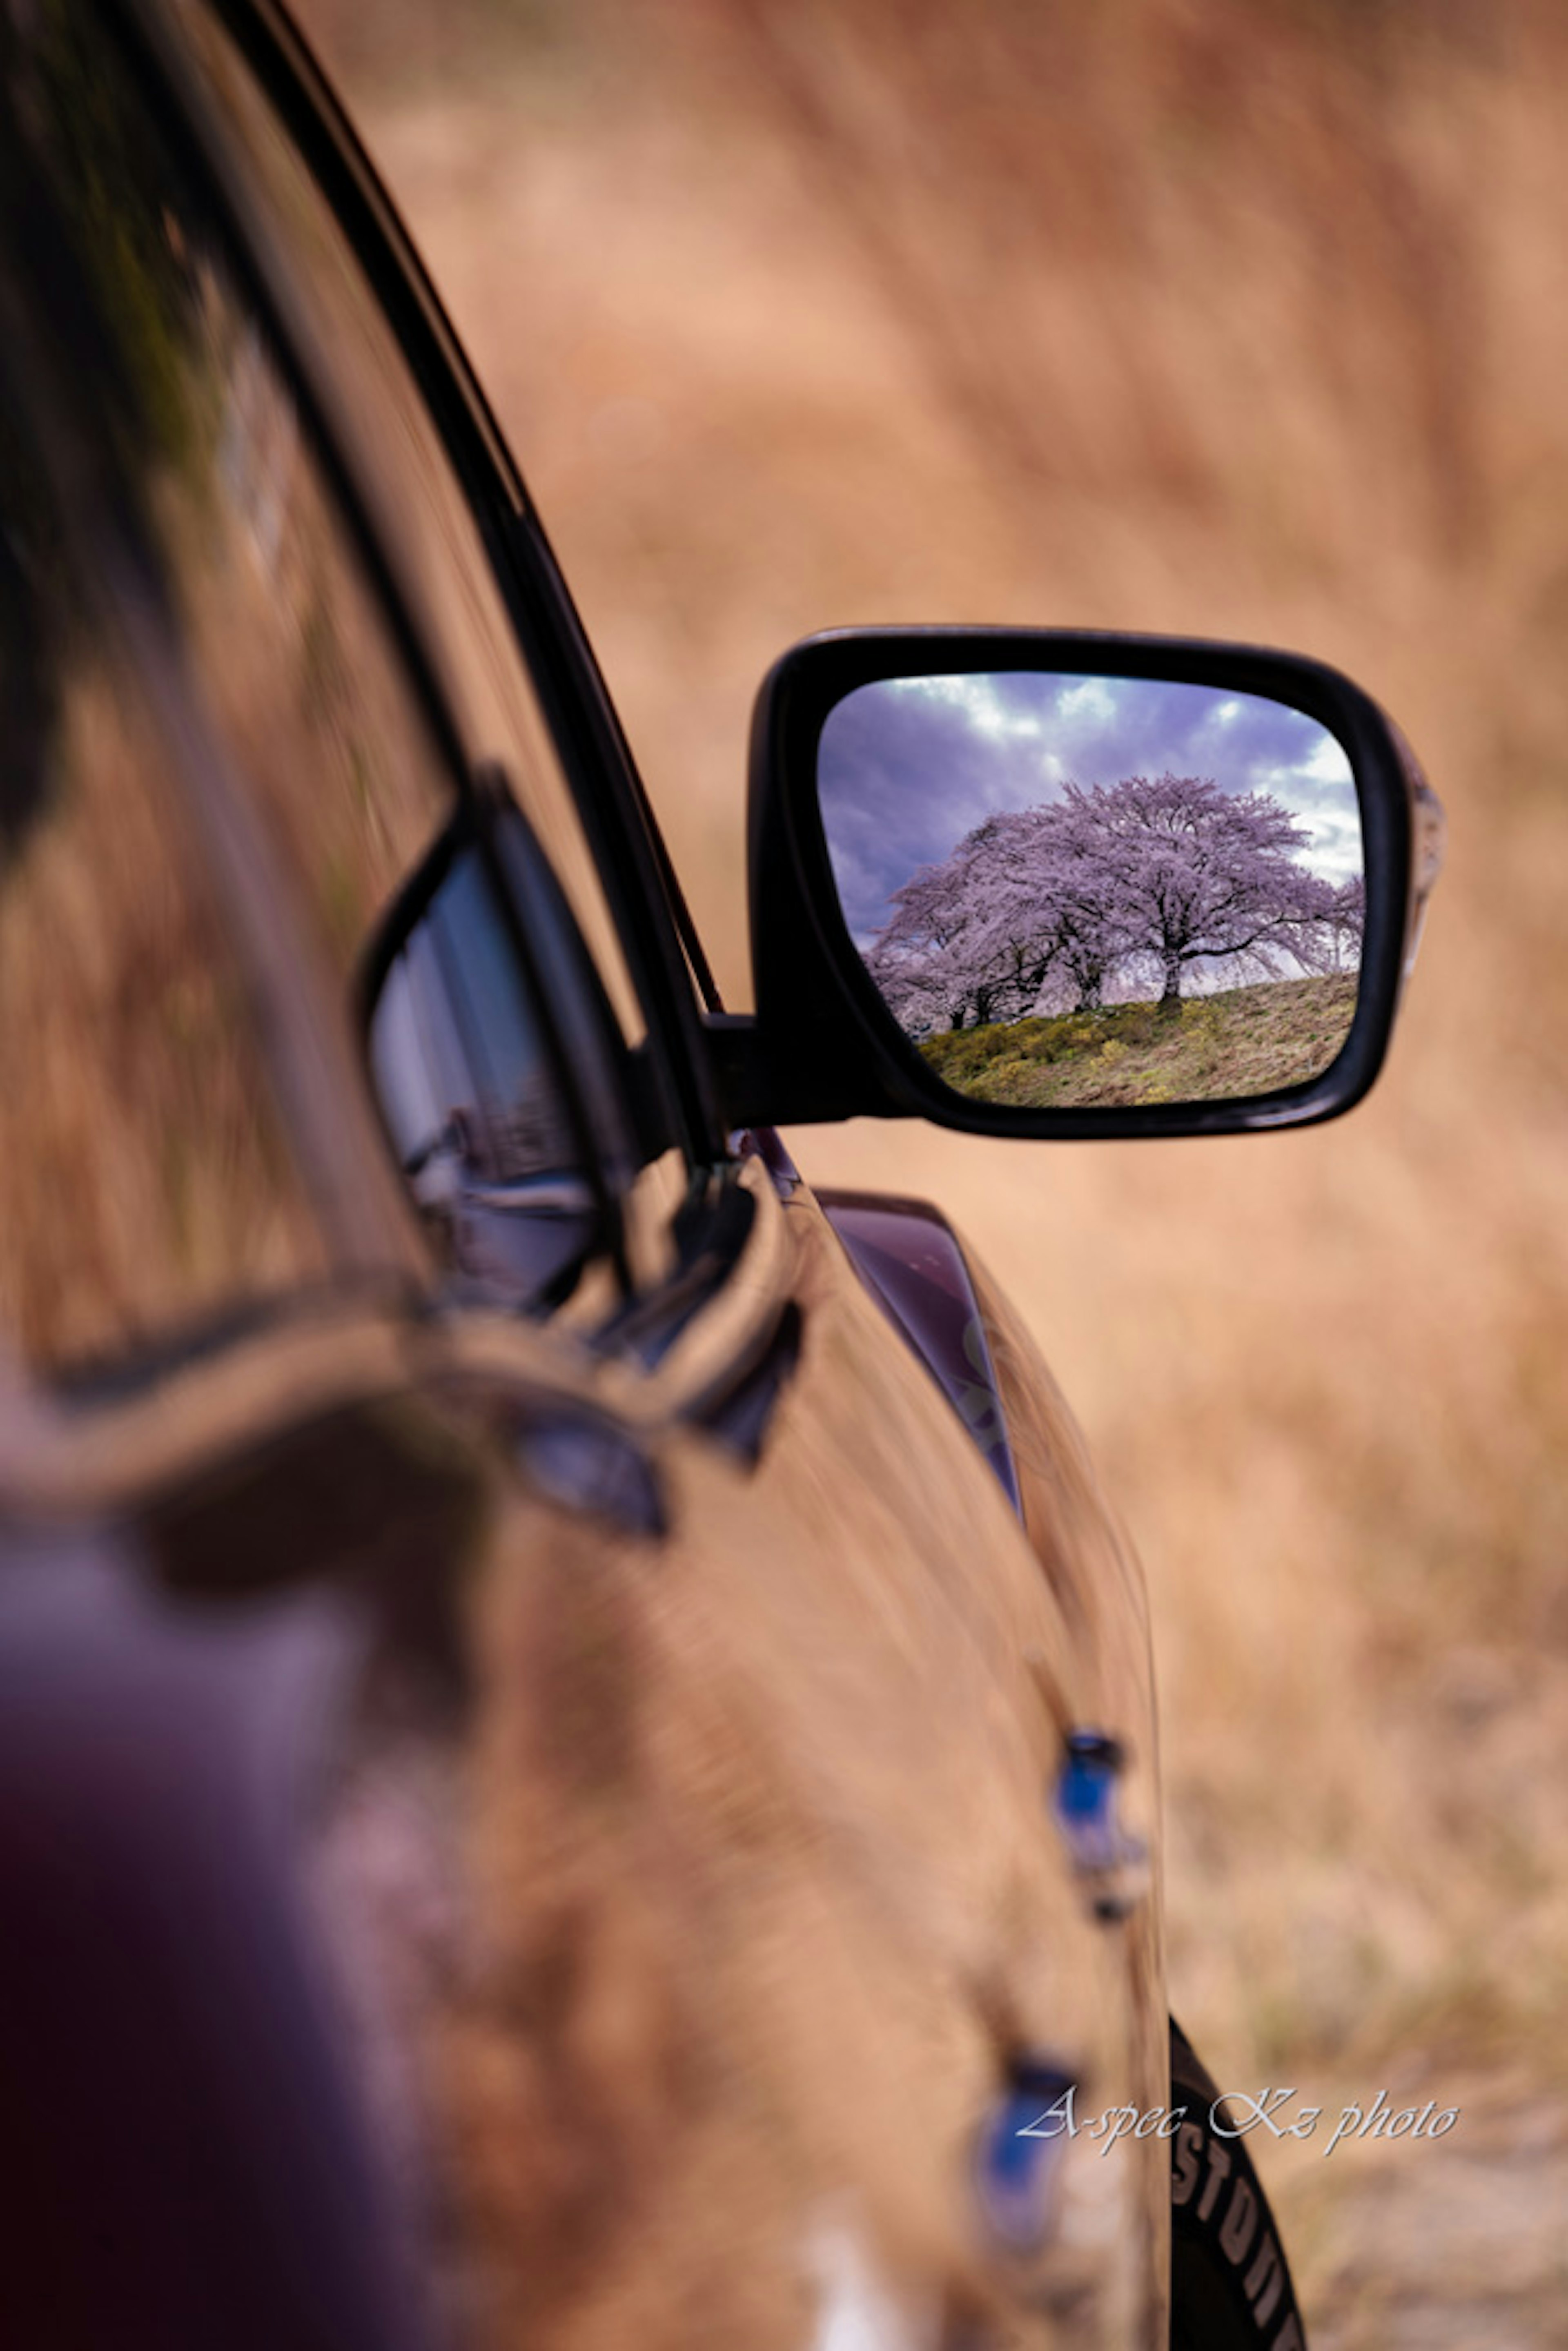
[818,670,1363,945]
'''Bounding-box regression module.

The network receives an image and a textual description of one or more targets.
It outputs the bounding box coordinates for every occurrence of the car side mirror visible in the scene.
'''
[709,629,1442,1138]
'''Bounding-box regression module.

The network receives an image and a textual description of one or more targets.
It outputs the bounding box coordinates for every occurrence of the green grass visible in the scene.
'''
[918,972,1359,1109]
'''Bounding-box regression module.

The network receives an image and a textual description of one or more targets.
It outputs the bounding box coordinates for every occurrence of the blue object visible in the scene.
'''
[974,2059,1077,2253]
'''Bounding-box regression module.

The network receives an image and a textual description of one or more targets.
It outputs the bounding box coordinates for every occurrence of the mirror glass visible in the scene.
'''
[818,672,1365,1109]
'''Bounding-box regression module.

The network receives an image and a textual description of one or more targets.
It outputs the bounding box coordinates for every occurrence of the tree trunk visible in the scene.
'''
[1160,952,1183,1005]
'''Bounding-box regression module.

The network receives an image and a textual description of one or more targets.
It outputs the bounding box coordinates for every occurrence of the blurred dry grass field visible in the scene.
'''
[296,1,1568,2337]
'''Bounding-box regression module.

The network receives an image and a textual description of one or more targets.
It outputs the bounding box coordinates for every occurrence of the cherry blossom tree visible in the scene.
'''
[1070,773,1341,1004]
[861,771,1358,1036]
[1326,874,1367,971]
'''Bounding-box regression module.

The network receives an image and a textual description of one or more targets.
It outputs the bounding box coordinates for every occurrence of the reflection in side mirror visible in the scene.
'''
[819,673,1367,1111]
[364,827,599,1309]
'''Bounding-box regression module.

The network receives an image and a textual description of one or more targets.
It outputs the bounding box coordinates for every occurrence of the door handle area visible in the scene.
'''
[1053,1730,1150,1924]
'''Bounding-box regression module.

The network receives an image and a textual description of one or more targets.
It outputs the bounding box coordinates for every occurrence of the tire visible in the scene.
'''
[1168,2018,1309,2350]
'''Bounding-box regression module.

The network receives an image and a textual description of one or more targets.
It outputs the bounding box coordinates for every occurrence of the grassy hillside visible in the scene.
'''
[920,971,1358,1108]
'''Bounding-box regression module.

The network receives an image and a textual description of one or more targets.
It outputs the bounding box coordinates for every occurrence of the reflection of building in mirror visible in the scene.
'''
[820,672,1366,1110]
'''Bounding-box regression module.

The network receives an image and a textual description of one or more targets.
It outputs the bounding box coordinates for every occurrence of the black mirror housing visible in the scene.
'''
[709,628,1441,1139]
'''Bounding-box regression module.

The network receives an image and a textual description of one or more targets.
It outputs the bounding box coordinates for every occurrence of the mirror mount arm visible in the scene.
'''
[702,1012,793,1132]
[702,1011,876,1133]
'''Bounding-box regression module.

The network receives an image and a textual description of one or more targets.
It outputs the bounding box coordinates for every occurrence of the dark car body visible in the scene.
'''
[0,4,1423,2345]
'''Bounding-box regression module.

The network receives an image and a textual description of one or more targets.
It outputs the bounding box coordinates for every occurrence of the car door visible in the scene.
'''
[0,4,1167,2347]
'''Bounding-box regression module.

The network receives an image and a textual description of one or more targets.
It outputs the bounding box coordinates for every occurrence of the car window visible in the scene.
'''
[0,0,608,1370]
[161,0,693,1282]
[164,0,650,1060]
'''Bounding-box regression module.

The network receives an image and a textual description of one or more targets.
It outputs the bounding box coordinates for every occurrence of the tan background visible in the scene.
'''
[295,3,1568,2339]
